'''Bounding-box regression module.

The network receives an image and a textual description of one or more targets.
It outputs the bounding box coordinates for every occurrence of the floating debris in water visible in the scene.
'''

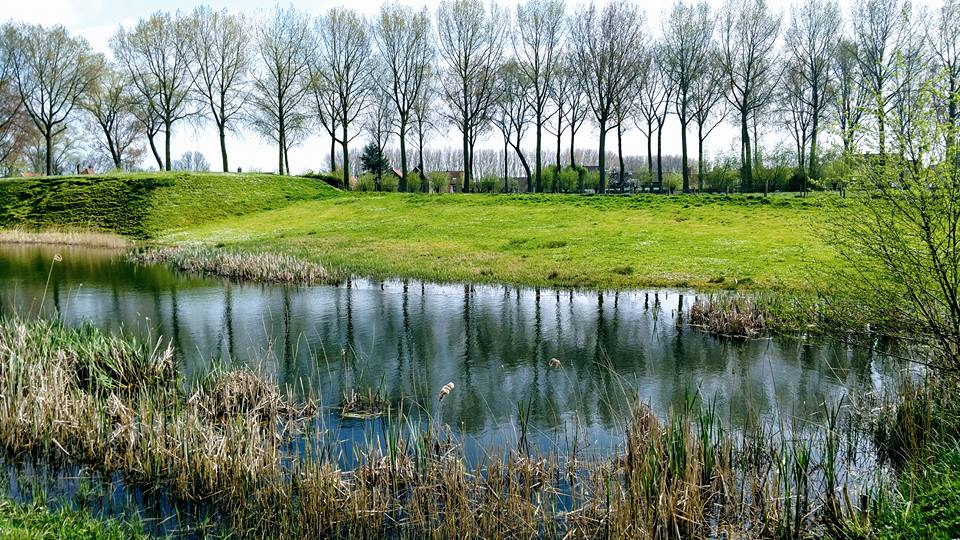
[438,382,455,401]
[549,358,561,368]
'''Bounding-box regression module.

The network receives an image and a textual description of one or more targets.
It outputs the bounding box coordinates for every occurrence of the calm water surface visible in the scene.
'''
[0,243,896,454]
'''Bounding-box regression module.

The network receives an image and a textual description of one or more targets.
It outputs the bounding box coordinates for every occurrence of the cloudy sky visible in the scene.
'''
[4,0,944,173]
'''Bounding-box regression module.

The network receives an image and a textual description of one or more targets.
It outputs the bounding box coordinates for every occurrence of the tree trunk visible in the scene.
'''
[503,137,509,193]
[808,86,819,181]
[698,123,705,192]
[164,121,172,171]
[44,129,52,176]
[278,116,285,176]
[535,119,542,193]
[646,121,654,179]
[656,121,665,193]
[877,92,886,164]
[555,113,562,170]
[598,121,607,194]
[617,123,625,194]
[148,132,163,171]
[462,127,470,192]
[330,134,337,173]
[342,122,351,190]
[418,126,426,192]
[740,109,752,193]
[219,124,229,172]
[680,115,690,194]
[569,124,576,168]
[399,116,408,192]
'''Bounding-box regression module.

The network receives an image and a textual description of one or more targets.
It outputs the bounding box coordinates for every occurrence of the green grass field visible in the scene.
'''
[0,173,840,290]
[0,499,143,539]
[165,191,838,291]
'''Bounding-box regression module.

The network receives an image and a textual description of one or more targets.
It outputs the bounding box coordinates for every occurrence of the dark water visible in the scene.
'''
[0,243,899,535]
[0,243,896,451]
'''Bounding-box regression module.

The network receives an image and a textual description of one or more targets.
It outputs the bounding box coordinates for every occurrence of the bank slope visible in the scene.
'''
[0,172,339,238]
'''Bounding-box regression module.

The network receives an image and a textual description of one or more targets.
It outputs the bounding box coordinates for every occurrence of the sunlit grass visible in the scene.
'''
[167,192,840,291]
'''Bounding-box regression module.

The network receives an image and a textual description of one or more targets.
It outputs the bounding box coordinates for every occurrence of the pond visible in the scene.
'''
[0,243,895,456]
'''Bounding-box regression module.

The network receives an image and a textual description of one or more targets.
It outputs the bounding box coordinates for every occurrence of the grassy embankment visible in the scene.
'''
[0,172,839,291]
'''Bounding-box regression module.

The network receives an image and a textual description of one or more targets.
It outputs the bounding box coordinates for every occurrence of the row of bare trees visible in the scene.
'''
[0,0,957,193]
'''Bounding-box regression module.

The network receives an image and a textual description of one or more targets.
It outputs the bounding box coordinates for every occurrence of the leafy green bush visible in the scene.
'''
[428,171,450,193]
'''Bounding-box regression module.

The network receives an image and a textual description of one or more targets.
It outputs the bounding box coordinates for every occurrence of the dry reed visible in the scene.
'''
[0,229,131,249]
[128,245,338,285]
[0,318,890,538]
[690,294,772,337]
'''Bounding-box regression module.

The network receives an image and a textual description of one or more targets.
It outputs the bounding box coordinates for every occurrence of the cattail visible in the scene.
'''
[549,358,561,368]
[53,254,62,262]
[438,382,455,401]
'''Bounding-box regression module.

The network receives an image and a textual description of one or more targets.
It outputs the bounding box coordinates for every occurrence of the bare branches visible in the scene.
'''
[569,2,646,193]
[185,7,251,172]
[111,12,196,171]
[249,7,312,176]
[373,4,433,190]
[436,0,507,191]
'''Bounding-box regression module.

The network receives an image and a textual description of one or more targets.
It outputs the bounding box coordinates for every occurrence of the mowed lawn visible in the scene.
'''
[163,193,839,291]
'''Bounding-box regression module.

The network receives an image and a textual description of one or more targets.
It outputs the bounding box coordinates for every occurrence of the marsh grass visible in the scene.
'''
[339,386,389,419]
[0,317,930,538]
[128,245,339,285]
[689,294,773,337]
[0,229,131,249]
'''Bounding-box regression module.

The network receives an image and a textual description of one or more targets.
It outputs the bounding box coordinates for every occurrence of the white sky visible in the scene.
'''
[3,0,946,173]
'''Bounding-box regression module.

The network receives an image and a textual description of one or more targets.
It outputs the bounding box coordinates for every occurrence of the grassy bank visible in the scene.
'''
[0,172,338,239]
[0,498,143,539]
[0,316,947,538]
[165,192,838,291]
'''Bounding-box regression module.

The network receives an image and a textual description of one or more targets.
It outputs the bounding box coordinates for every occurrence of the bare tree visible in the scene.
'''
[437,0,507,192]
[112,12,195,171]
[786,0,841,181]
[570,2,647,193]
[364,89,396,190]
[832,39,868,156]
[663,1,714,193]
[10,24,97,176]
[890,7,927,163]
[373,4,433,192]
[186,6,250,172]
[411,81,435,186]
[492,60,533,191]
[562,53,589,168]
[250,7,312,176]
[544,56,571,171]
[636,46,673,188]
[690,56,727,190]
[718,0,781,192]
[930,0,960,158]
[308,72,342,172]
[515,0,564,193]
[779,58,814,178]
[83,63,144,170]
[316,8,374,190]
[853,0,909,160]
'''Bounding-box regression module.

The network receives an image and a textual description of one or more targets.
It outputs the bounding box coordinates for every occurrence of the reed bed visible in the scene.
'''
[128,245,338,285]
[0,228,131,249]
[0,318,911,538]
[690,294,773,337]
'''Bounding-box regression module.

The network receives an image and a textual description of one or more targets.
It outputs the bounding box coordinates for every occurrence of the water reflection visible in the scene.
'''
[0,244,895,451]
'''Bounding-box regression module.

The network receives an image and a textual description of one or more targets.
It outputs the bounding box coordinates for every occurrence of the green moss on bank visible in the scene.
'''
[0,172,338,238]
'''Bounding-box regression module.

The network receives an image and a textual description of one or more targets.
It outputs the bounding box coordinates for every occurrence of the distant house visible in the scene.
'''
[445,170,464,193]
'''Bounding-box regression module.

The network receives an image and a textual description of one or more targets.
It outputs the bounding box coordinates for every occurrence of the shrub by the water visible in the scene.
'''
[128,245,338,285]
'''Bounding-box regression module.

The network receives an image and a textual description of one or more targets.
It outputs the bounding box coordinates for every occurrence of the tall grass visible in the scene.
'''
[0,228,131,249]
[128,245,339,285]
[0,317,936,538]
